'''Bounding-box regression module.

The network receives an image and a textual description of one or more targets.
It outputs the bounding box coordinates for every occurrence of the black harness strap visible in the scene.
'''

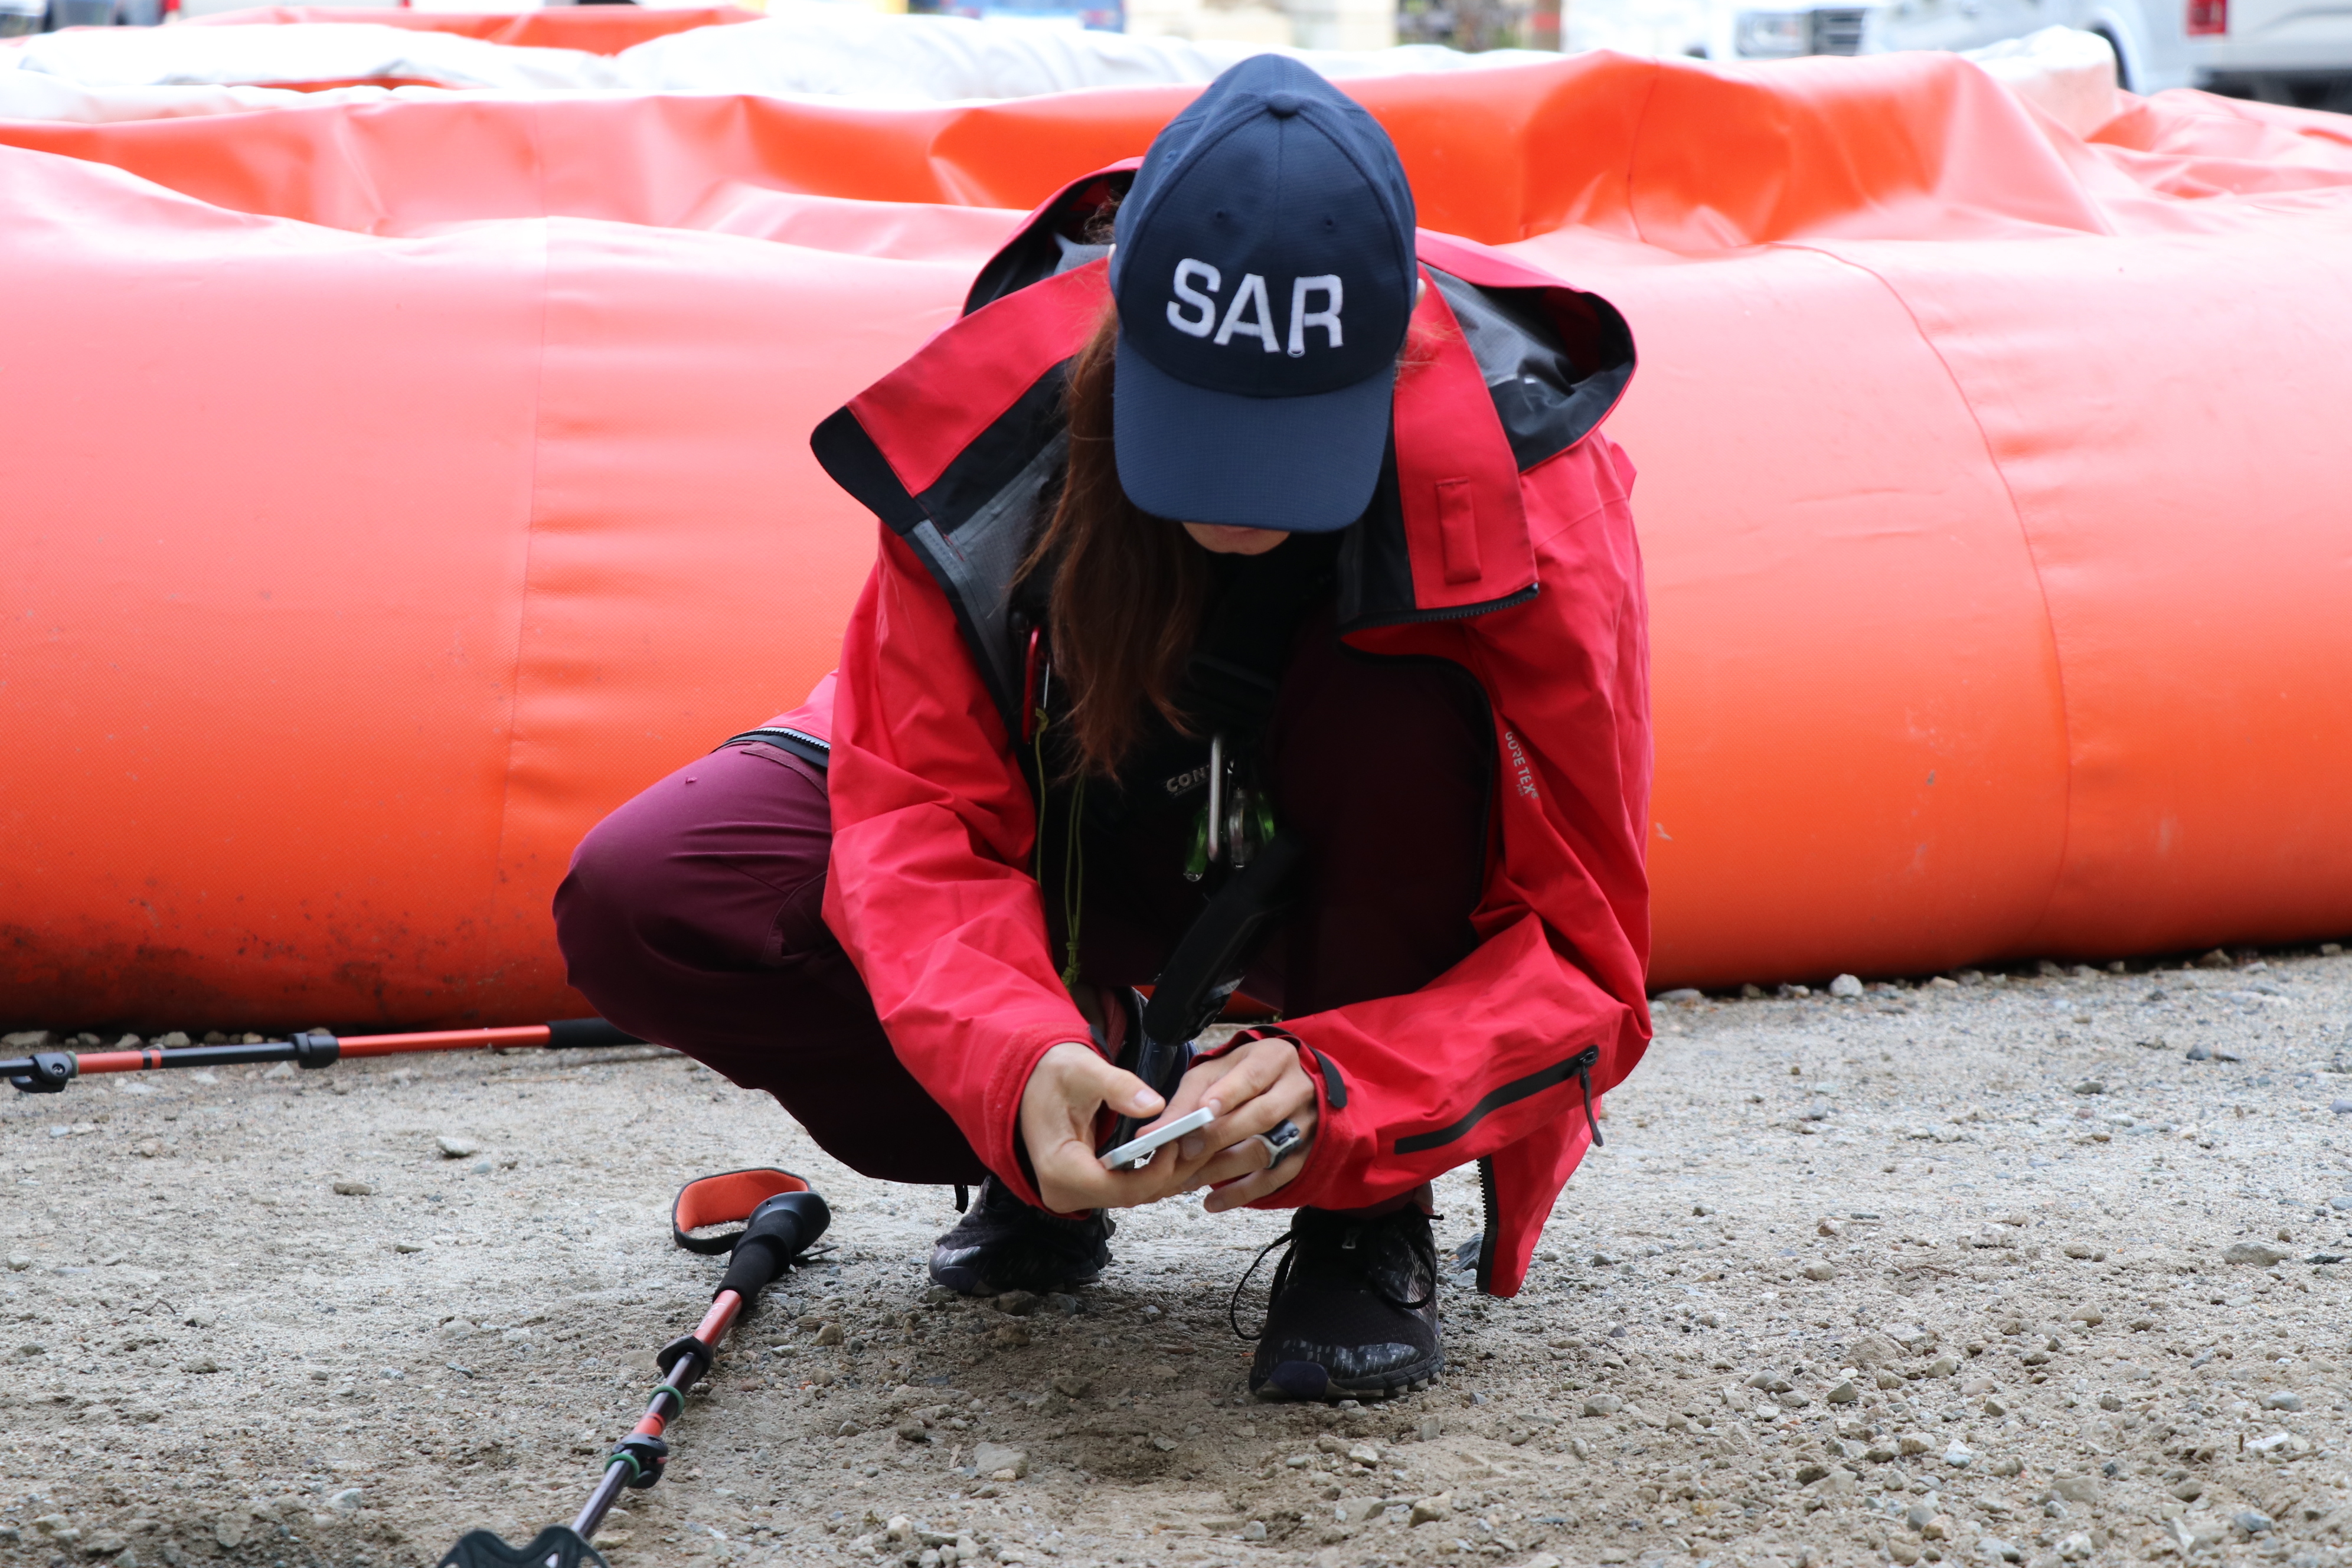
[1097,831,1309,1158]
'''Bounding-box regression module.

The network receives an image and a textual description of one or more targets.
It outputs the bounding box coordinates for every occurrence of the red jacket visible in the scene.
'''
[790,169,1652,1298]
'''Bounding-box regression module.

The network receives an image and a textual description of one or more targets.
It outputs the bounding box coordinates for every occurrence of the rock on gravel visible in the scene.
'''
[971,1442,1028,1479]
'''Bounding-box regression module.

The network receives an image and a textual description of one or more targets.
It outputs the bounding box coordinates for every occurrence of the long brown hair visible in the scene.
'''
[1019,305,1210,779]
[1019,285,1438,779]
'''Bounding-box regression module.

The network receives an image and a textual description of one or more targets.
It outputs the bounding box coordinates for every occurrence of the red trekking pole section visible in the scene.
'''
[436,1169,831,1568]
[2,1018,650,1095]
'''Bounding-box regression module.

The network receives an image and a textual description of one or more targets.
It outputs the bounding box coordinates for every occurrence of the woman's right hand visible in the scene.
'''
[1018,1041,1211,1213]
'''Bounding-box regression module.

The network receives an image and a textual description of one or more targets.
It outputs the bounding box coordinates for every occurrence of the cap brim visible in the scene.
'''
[1112,331,1393,534]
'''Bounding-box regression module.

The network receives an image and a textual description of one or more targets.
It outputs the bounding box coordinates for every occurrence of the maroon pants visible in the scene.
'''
[552,626,1489,1186]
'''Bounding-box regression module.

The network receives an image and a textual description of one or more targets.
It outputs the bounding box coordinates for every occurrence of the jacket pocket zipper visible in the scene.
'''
[1392,1044,1602,1156]
[717,727,832,767]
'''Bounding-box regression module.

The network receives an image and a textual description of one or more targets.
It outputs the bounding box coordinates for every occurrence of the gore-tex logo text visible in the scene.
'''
[1167,260,1343,357]
[1503,727,1538,803]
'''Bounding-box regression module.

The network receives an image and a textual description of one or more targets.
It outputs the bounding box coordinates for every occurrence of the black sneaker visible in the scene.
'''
[928,1175,1114,1296]
[1236,1204,1443,1402]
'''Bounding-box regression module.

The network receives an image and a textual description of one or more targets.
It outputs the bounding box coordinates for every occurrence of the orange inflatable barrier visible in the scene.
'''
[4,34,2351,1029]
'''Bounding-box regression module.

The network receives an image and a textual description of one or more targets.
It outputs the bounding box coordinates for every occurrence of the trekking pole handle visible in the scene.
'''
[714,1190,830,1305]
[543,1018,643,1050]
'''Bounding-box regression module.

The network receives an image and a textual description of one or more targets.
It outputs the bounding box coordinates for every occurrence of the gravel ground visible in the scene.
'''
[5,947,2351,1568]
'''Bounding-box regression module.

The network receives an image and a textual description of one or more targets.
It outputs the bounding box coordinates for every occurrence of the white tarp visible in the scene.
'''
[1965,26,2121,139]
[0,2,1555,103]
[2,22,616,91]
[619,5,1563,97]
[0,7,2116,138]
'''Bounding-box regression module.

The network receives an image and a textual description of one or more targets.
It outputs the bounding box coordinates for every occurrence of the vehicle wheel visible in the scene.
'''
[2089,27,2135,94]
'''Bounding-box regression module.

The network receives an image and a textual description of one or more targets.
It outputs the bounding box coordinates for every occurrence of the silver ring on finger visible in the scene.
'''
[1248,1118,1306,1171]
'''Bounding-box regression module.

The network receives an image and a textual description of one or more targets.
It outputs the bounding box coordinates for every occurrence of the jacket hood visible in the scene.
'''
[812,163,1635,734]
[963,161,1139,318]
[963,165,1632,470]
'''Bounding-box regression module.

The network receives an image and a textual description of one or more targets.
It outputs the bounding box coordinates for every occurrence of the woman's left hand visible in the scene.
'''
[1155,1038,1319,1212]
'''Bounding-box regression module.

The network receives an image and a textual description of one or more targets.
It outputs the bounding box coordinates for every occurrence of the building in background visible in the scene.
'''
[1122,0,1394,48]
[910,0,1131,33]
[1396,0,1552,50]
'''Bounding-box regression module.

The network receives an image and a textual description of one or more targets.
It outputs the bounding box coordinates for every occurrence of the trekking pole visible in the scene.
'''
[439,1168,832,1568]
[4,1018,652,1095]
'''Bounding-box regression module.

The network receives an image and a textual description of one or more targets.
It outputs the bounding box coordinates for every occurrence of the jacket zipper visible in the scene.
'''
[717,727,832,766]
[1337,582,1538,637]
[1394,1043,1600,1155]
[1469,1045,1602,1293]
[1474,1155,1500,1293]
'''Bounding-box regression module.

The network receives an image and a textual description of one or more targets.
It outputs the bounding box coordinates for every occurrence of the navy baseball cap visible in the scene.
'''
[1109,56,1417,534]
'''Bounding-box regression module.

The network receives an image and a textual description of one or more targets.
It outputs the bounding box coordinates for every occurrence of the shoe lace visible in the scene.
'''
[1227,1212,1439,1341]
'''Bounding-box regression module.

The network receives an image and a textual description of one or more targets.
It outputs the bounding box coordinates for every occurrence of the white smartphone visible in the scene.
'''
[1100,1107,1216,1170]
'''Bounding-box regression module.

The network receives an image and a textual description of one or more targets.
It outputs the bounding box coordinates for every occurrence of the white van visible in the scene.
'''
[1670,0,2352,100]
[1683,0,2196,91]
[2184,0,2352,106]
